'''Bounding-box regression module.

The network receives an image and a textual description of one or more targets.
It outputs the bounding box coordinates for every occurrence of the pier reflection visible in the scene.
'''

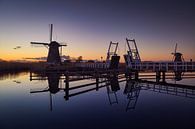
[29,72,195,111]
[106,75,120,105]
[124,80,141,111]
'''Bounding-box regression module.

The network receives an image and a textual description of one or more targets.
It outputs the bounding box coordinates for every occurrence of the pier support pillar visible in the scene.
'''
[156,71,161,82]
[135,71,139,80]
[64,73,69,100]
[162,71,166,83]
[128,72,132,80]
[125,69,132,80]
[30,72,32,81]
[96,76,99,91]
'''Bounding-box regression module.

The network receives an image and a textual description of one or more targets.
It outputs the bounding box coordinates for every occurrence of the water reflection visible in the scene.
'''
[124,80,141,111]
[141,81,195,99]
[29,72,195,112]
[30,73,62,111]
[13,80,21,84]
[47,73,61,94]
[0,71,28,80]
[106,75,120,105]
[30,73,62,94]
[174,71,183,81]
[0,72,194,129]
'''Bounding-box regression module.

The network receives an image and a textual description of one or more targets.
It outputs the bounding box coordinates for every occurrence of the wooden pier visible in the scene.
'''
[30,37,195,83]
[29,72,195,111]
[127,61,195,72]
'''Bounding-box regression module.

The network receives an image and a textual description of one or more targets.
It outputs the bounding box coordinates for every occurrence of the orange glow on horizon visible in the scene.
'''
[0,40,194,62]
[1,52,195,62]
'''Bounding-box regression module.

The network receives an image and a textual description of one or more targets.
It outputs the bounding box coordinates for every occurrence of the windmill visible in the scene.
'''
[171,43,184,81]
[171,43,184,62]
[31,24,67,64]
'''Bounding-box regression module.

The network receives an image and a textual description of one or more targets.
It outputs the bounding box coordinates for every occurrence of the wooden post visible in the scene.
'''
[64,72,69,100]
[96,75,99,91]
[30,71,32,81]
[162,71,166,83]
[156,71,161,82]
[129,72,132,80]
[135,71,139,80]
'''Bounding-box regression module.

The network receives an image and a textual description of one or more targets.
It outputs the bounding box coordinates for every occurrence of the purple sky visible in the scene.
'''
[0,0,195,61]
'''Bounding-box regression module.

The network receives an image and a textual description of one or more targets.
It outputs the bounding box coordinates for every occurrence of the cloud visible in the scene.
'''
[0,58,5,62]
[23,55,72,61]
[13,46,21,50]
[23,57,47,61]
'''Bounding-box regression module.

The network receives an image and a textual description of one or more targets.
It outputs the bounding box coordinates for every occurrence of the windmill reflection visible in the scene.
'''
[30,73,61,111]
[124,80,141,111]
[47,73,61,93]
[174,71,183,81]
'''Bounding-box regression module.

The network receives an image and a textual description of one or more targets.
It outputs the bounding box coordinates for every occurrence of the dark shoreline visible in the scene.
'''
[0,61,46,72]
[0,61,45,80]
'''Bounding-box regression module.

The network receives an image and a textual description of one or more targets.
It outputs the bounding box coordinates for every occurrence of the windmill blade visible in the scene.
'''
[174,43,177,54]
[60,46,63,57]
[30,89,49,93]
[59,42,67,46]
[31,42,49,45]
[172,55,175,61]
[31,44,46,48]
[30,87,49,93]
[60,44,67,46]
[182,55,185,62]
[50,24,53,42]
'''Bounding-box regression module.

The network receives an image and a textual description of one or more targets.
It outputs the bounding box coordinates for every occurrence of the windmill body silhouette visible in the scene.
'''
[31,24,67,64]
[171,43,184,81]
[171,43,184,62]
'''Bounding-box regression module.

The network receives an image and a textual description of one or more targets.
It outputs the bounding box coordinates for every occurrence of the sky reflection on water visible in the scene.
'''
[0,72,195,129]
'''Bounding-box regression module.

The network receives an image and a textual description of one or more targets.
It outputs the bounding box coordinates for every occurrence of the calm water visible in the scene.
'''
[0,72,195,129]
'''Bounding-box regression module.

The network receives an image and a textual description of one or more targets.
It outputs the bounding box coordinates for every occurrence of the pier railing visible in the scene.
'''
[76,62,110,69]
[128,61,195,72]
[75,61,195,72]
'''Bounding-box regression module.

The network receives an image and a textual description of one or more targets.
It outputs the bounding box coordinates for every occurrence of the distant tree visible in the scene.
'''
[101,56,103,61]
[76,56,83,62]
[65,55,70,60]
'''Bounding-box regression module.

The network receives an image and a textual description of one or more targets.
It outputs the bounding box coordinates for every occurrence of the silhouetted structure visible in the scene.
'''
[172,43,184,62]
[31,24,67,65]
[106,41,120,69]
[106,75,120,105]
[29,71,195,111]
[124,38,195,82]
[30,72,61,111]
[124,38,141,65]
[76,41,120,70]
[124,80,141,111]
[171,44,184,81]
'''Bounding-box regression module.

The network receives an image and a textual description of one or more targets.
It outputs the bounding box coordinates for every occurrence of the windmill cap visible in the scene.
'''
[174,52,182,55]
[49,41,60,46]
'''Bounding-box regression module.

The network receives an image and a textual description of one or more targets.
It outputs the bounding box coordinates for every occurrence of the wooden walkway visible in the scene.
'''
[128,61,195,72]
[76,61,195,72]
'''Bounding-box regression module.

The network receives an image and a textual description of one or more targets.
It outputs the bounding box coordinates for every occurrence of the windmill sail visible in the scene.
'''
[30,24,67,64]
[174,43,177,54]
[50,24,53,42]
[31,42,49,45]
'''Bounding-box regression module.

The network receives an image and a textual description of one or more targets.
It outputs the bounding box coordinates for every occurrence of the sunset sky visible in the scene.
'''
[0,0,195,61]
